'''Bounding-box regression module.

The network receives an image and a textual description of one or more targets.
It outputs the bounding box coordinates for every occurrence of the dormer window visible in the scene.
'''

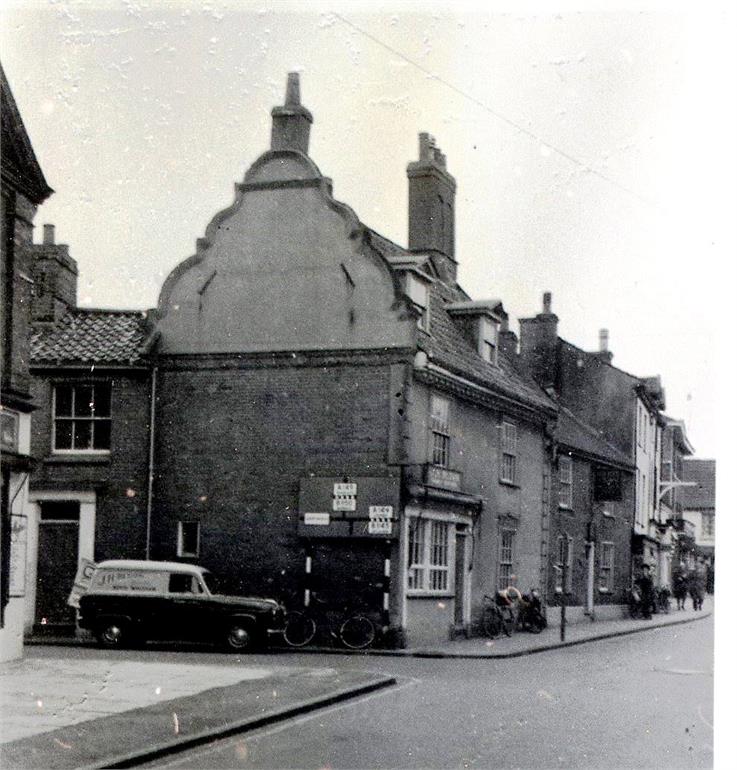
[479,316,498,364]
[406,273,430,331]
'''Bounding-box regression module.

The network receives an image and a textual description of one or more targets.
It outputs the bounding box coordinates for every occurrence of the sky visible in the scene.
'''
[1,0,735,463]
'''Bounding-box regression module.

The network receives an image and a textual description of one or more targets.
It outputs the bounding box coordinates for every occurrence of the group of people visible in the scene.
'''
[634,561,705,619]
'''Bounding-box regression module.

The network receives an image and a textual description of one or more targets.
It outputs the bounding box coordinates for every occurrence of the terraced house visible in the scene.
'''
[23,74,558,647]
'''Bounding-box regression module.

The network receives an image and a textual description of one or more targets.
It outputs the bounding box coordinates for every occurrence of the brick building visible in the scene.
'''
[145,74,556,646]
[1,62,53,660]
[681,458,715,591]
[24,74,558,647]
[515,297,636,618]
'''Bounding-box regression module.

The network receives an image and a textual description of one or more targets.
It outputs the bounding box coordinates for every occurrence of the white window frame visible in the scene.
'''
[406,515,455,596]
[430,394,451,469]
[478,316,498,365]
[52,382,112,455]
[497,528,516,591]
[407,274,430,332]
[598,541,614,592]
[558,455,573,509]
[554,534,573,593]
[177,521,200,558]
[500,420,517,484]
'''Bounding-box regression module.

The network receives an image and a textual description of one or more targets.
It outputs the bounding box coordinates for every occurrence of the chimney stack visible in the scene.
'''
[596,328,613,363]
[31,225,78,322]
[407,132,457,284]
[542,291,552,315]
[270,72,313,154]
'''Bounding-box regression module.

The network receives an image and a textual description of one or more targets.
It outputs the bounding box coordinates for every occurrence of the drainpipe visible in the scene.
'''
[145,366,158,560]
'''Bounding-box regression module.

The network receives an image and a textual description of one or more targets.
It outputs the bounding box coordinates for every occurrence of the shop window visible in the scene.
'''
[599,542,614,592]
[407,518,453,594]
[177,521,200,558]
[701,513,715,538]
[430,395,451,468]
[500,420,517,484]
[558,455,573,509]
[53,383,112,453]
[497,529,516,591]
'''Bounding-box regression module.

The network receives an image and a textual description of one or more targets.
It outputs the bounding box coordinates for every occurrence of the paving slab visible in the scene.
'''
[0,666,395,770]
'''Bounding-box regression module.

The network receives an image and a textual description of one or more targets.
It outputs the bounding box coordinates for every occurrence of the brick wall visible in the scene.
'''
[30,369,152,559]
[150,354,400,605]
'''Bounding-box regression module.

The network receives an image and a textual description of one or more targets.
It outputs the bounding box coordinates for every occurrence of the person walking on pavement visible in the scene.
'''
[688,566,705,611]
[636,564,655,620]
[672,562,688,610]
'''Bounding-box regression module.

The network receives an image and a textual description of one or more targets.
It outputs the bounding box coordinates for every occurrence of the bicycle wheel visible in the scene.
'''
[283,611,317,648]
[482,607,502,639]
[339,613,376,650]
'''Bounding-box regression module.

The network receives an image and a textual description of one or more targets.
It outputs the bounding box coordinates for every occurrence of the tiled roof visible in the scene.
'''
[31,309,149,365]
[556,405,633,469]
[367,231,555,414]
[682,459,716,510]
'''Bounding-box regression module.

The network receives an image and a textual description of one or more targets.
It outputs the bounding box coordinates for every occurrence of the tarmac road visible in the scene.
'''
[132,615,714,769]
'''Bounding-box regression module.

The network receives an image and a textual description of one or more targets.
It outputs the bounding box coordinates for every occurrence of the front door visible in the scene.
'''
[35,501,80,628]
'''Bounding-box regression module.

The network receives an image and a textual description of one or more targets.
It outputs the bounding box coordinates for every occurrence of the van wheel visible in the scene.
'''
[96,620,127,648]
[224,621,253,652]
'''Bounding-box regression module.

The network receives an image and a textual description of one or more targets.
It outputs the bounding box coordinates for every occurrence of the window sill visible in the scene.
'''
[598,587,612,594]
[44,454,111,465]
[558,505,574,513]
[407,591,455,599]
[498,479,520,489]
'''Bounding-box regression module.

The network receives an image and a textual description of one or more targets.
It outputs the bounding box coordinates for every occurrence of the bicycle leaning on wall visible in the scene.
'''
[282,592,378,650]
[482,591,517,639]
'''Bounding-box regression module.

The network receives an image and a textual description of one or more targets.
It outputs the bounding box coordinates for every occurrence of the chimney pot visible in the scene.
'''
[599,328,609,353]
[43,224,55,245]
[542,292,552,314]
[285,71,301,106]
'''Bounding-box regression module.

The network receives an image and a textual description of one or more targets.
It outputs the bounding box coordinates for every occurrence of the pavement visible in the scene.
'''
[1,598,711,769]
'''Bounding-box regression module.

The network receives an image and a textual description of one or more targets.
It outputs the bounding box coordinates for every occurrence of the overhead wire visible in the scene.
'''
[332,12,658,208]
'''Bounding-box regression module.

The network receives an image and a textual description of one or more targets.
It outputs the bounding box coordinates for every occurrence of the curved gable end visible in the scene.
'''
[155,83,413,356]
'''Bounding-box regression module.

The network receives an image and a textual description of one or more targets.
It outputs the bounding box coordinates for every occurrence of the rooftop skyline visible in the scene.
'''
[1,1,734,460]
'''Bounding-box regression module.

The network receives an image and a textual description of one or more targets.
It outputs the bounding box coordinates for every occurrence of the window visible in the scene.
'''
[407,518,453,594]
[479,316,498,364]
[497,529,516,590]
[558,455,573,509]
[500,420,517,484]
[430,395,451,468]
[177,521,200,558]
[407,274,429,331]
[53,383,112,452]
[599,542,614,591]
[554,535,573,592]
[594,468,623,501]
[40,501,80,521]
[1,411,19,453]
[701,513,715,538]
[168,573,203,594]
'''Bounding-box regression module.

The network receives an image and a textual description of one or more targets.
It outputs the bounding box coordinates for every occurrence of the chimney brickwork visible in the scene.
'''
[270,72,313,154]
[31,224,78,322]
[518,291,559,389]
[407,132,457,284]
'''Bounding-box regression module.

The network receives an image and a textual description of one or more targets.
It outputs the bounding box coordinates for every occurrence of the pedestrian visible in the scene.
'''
[688,567,705,611]
[636,565,655,620]
[672,562,688,610]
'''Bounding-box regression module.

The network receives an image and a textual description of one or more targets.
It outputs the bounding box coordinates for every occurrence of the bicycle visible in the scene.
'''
[482,593,515,639]
[283,593,378,650]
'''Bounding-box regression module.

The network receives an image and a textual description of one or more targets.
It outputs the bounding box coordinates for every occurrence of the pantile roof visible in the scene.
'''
[31,309,150,365]
[682,458,716,510]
